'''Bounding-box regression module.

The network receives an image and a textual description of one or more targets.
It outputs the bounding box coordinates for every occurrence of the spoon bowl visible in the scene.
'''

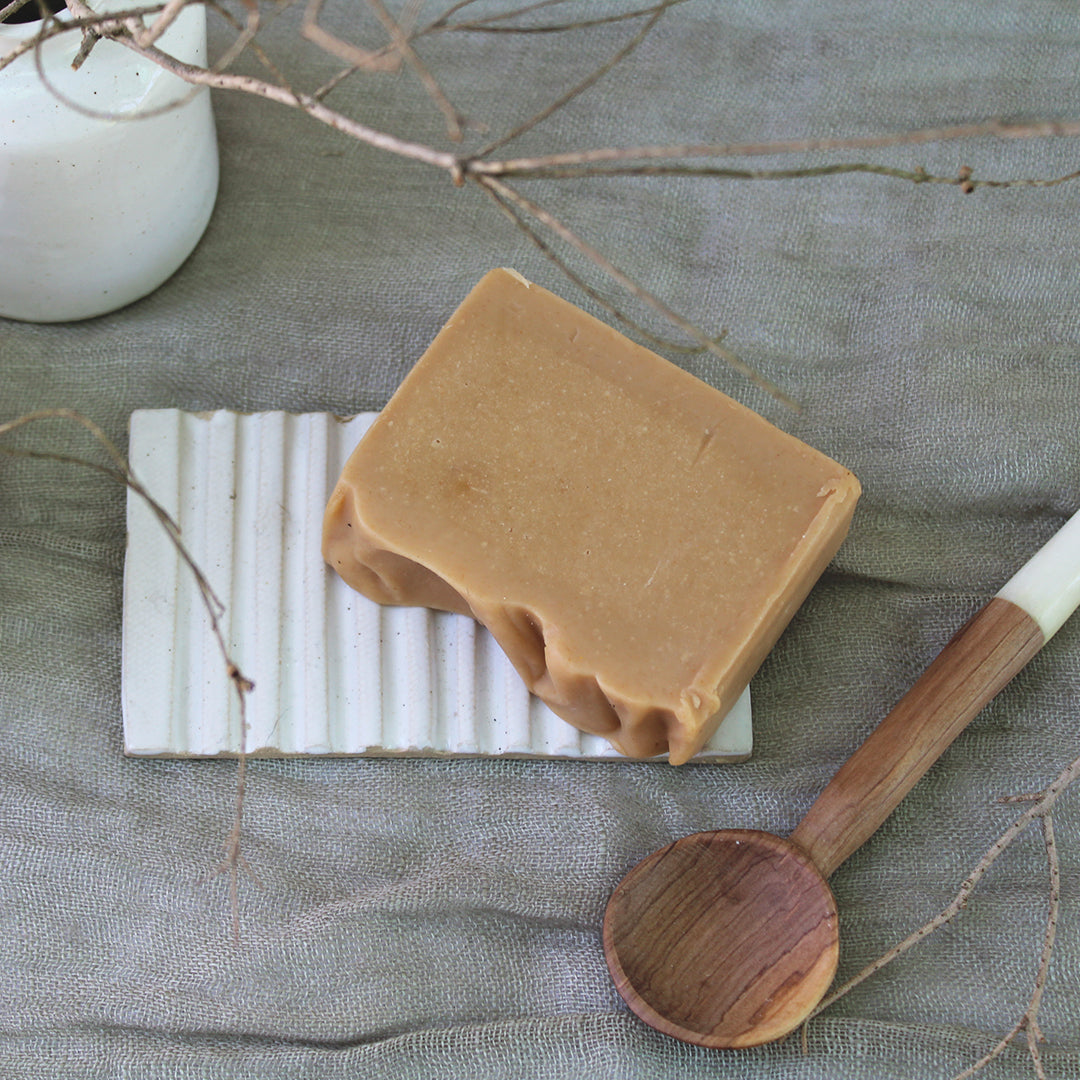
[604,829,837,1048]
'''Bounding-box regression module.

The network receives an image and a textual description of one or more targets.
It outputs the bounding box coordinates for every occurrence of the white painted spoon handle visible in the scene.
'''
[996,506,1080,641]
[791,506,1080,878]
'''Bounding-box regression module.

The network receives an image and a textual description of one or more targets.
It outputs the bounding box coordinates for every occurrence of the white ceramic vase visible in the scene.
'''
[0,1,219,322]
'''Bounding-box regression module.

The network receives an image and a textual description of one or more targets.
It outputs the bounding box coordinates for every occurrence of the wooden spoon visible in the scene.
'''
[604,507,1080,1049]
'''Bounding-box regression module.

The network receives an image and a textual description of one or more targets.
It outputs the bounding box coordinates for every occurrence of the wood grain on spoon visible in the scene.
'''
[604,598,1045,1049]
[604,829,839,1048]
[791,597,1044,877]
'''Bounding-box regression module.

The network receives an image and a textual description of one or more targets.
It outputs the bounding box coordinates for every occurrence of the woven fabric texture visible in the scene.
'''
[2,2,1078,1077]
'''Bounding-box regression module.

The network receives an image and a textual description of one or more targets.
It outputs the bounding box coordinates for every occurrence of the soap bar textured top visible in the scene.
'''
[323,269,860,764]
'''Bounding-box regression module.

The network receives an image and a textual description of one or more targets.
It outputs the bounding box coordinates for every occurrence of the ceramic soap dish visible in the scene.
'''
[121,410,752,761]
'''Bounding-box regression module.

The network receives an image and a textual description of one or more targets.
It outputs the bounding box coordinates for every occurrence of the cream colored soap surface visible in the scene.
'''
[324,270,860,763]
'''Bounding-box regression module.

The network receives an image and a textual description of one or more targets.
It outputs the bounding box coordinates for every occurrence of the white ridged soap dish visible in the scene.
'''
[121,410,752,762]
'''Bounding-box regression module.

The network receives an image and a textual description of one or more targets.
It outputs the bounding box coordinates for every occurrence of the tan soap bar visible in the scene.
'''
[323,269,860,764]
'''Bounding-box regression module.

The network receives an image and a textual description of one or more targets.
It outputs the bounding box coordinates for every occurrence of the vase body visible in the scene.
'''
[0,1,219,322]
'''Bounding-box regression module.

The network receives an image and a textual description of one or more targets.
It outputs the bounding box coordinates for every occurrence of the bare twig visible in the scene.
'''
[478,171,728,355]
[204,0,264,84]
[473,173,800,408]
[203,0,300,96]
[303,0,469,135]
[0,0,40,20]
[0,2,169,74]
[41,0,459,169]
[468,118,1080,177]
[366,0,466,140]
[13,0,1080,404]
[129,0,188,47]
[206,666,259,948]
[0,408,257,944]
[949,810,1061,1080]
[497,159,1080,192]
[474,0,670,159]
[70,21,100,68]
[20,2,209,119]
[428,0,691,35]
[806,752,1080,1077]
[301,0,403,72]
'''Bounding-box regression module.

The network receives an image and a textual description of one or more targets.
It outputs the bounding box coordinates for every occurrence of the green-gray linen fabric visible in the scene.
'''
[2,2,1078,1077]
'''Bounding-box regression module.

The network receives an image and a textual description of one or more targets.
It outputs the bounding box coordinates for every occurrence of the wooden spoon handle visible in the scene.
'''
[791,508,1080,879]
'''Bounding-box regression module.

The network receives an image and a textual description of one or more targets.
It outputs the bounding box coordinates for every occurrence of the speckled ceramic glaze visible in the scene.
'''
[0,1,218,322]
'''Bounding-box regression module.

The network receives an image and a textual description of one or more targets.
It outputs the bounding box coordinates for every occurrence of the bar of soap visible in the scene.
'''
[323,269,860,764]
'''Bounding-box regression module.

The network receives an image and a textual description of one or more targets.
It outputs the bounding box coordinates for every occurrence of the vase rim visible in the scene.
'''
[2,0,70,21]
[0,0,140,38]
[0,0,145,59]
[1,6,72,55]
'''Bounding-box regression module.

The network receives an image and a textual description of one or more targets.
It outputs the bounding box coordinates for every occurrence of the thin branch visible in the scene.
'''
[0,0,41,20]
[0,1,170,73]
[1028,812,1059,1068]
[204,693,259,948]
[31,1,208,120]
[812,751,1080,1017]
[429,0,691,35]
[474,1,670,159]
[46,3,460,171]
[11,9,791,409]
[0,408,256,944]
[308,0,433,96]
[949,811,1060,1080]
[497,159,1080,192]
[301,0,468,135]
[365,0,466,141]
[301,0,403,72]
[473,173,800,408]
[128,0,188,48]
[468,118,1080,178]
[310,55,371,102]
[204,0,264,83]
[70,20,101,69]
[478,173,729,356]
[203,0,300,93]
